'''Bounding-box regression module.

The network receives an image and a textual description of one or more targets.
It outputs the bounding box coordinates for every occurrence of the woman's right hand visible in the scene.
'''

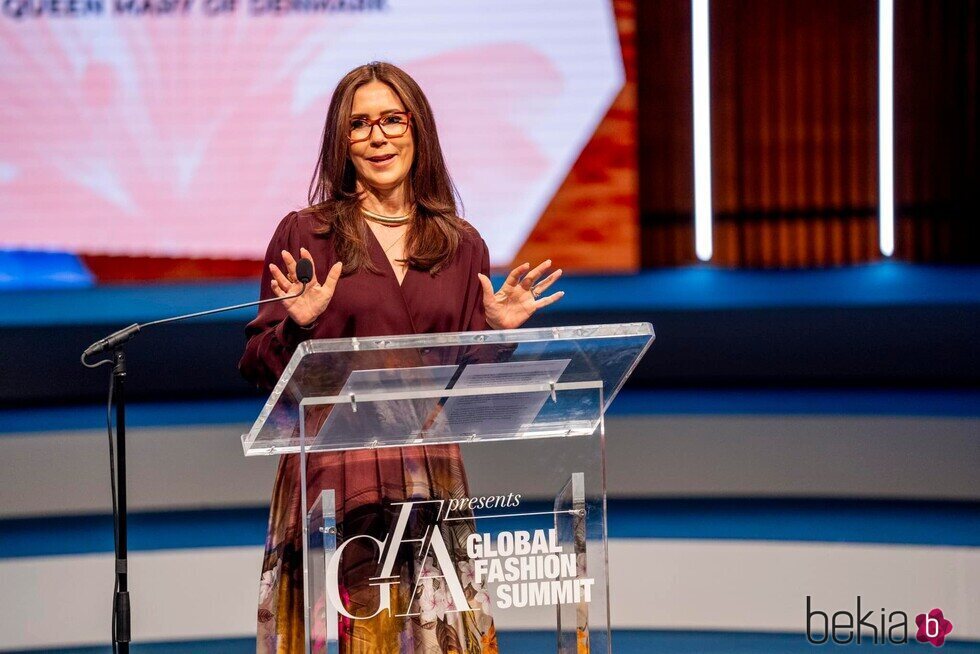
[268,248,342,327]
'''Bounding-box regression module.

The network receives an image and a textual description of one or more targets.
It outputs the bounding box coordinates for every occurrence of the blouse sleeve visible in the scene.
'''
[238,212,313,390]
[459,236,518,364]
[464,236,492,332]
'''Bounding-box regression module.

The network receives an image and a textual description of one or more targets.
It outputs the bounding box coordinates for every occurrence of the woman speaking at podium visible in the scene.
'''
[239,62,563,653]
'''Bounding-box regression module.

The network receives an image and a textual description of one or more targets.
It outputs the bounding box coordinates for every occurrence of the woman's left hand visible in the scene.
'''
[478,259,564,330]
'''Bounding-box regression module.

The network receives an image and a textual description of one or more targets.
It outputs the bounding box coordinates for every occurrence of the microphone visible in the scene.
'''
[81,257,317,361]
[295,258,314,284]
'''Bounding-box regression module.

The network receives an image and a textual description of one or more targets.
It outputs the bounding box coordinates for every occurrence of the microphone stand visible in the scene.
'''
[111,347,129,654]
[81,278,310,653]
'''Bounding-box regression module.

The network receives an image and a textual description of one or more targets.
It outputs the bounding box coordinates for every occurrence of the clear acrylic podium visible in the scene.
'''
[242,323,654,654]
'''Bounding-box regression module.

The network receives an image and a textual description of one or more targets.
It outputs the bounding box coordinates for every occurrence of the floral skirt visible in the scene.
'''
[256,445,498,654]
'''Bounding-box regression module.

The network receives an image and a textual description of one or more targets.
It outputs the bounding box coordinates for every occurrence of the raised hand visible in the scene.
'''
[268,248,342,327]
[477,259,564,330]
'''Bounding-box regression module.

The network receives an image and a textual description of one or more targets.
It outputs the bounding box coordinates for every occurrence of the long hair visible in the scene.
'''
[308,61,465,274]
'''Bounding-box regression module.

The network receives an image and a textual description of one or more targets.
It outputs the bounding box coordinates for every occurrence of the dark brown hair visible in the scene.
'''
[308,61,466,274]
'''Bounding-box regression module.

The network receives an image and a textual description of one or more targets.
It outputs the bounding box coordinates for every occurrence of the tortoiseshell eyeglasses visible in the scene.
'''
[348,111,413,143]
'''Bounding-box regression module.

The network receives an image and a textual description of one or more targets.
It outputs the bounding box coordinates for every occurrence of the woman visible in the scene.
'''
[240,61,563,654]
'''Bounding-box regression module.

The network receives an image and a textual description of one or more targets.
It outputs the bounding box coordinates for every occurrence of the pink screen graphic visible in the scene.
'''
[1,1,626,266]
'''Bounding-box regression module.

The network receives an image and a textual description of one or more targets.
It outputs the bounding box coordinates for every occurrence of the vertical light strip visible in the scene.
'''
[878,0,895,256]
[692,0,713,261]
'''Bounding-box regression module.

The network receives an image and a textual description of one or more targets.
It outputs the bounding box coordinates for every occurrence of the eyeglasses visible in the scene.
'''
[348,112,412,143]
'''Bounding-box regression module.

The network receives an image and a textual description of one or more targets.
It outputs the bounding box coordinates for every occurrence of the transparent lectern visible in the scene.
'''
[242,323,654,654]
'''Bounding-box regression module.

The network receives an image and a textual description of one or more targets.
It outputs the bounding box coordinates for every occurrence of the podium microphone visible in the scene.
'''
[82,257,314,360]
[80,256,313,654]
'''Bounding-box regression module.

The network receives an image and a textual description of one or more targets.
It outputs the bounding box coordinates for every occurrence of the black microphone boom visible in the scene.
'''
[82,266,313,360]
[82,323,142,359]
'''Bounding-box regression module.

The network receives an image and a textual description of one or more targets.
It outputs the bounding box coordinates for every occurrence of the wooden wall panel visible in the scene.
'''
[709,0,880,268]
[895,0,979,263]
[637,0,696,267]
[636,0,978,268]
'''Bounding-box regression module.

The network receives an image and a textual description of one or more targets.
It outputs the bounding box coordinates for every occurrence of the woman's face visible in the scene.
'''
[348,81,415,195]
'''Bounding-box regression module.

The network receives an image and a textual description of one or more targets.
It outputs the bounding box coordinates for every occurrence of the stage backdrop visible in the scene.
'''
[0,0,638,279]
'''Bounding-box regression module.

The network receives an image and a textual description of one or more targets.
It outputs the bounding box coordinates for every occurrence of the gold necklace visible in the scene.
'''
[360,206,412,225]
[381,230,407,255]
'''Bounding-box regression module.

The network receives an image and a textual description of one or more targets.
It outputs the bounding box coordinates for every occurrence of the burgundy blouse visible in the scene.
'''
[239,206,491,389]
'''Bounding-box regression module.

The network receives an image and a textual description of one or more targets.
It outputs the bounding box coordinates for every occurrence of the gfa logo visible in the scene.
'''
[324,499,474,620]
